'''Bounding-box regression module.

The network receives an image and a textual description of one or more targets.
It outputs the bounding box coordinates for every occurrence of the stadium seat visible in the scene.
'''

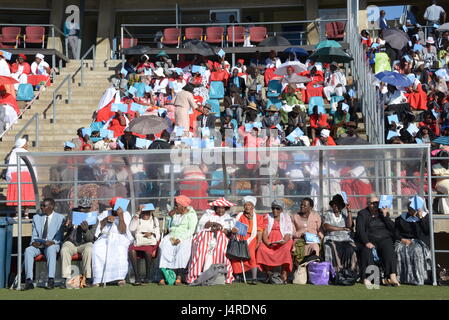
[121,38,138,49]
[204,27,224,46]
[308,96,326,115]
[161,28,181,47]
[266,80,282,98]
[24,26,45,48]
[184,27,203,41]
[226,26,245,45]
[325,22,346,40]
[1,27,21,48]
[249,27,267,44]
[209,81,225,99]
[266,97,282,110]
[206,99,221,115]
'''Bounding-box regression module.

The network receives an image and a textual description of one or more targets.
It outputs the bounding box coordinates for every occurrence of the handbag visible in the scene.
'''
[293,265,308,285]
[226,235,250,261]
[334,269,358,286]
[16,84,34,101]
[308,261,335,285]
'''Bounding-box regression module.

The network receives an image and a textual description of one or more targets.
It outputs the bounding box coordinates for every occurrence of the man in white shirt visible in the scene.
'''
[323,63,347,101]
[31,53,51,76]
[424,0,446,35]
[265,50,281,68]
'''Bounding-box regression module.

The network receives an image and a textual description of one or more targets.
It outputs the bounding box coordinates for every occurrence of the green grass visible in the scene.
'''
[0,283,448,300]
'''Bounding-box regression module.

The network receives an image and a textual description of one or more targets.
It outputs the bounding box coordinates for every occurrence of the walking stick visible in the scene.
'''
[241,261,247,284]
[100,230,111,288]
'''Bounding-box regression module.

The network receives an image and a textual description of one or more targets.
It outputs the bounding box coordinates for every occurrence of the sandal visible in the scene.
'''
[117,280,126,287]
[174,279,182,286]
[158,279,166,286]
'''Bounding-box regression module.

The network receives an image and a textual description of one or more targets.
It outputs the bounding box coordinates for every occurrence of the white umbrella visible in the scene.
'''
[437,23,449,31]
[274,61,307,76]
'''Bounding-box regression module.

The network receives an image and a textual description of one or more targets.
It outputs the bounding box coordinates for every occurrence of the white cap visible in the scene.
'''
[243,196,257,206]
[154,68,165,77]
[35,53,44,60]
[426,37,435,44]
[321,129,330,138]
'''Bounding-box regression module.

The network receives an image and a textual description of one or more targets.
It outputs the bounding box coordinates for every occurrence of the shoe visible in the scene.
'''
[61,279,71,289]
[117,280,126,287]
[132,281,142,286]
[141,279,151,285]
[45,278,55,290]
[248,279,258,285]
[158,279,166,286]
[23,279,34,291]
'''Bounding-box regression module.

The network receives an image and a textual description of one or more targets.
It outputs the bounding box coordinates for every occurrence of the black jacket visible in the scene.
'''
[394,214,430,247]
[196,114,216,129]
[228,76,246,96]
[355,208,395,245]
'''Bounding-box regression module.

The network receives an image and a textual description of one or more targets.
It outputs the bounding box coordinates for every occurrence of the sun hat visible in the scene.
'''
[156,50,169,58]
[247,102,258,111]
[208,197,236,207]
[426,37,435,44]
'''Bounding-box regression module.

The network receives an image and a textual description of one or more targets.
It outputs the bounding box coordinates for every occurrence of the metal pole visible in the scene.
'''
[74,166,79,208]
[52,26,56,69]
[319,150,324,212]
[17,156,22,290]
[35,114,39,148]
[67,77,71,104]
[170,164,175,208]
[52,92,56,124]
[81,58,84,86]
[427,145,437,286]
[92,46,96,70]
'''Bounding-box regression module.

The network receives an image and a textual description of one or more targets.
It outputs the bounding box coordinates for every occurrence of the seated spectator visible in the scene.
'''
[309,106,330,140]
[257,200,294,284]
[419,110,440,136]
[23,198,65,290]
[31,53,51,76]
[291,197,323,267]
[312,128,336,146]
[92,197,133,287]
[159,195,198,285]
[128,204,160,286]
[262,105,281,129]
[10,54,31,89]
[355,194,400,286]
[196,104,216,131]
[108,110,128,138]
[224,87,246,126]
[323,63,347,101]
[246,66,265,98]
[332,102,351,138]
[405,74,428,110]
[432,150,449,214]
[229,196,264,285]
[394,196,431,285]
[322,194,357,273]
[0,85,20,115]
[245,84,265,113]
[228,68,246,97]
[61,196,97,288]
[286,105,307,137]
[265,50,281,68]
[187,198,236,284]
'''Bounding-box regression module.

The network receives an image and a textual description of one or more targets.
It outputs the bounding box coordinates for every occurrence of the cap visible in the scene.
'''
[78,196,93,209]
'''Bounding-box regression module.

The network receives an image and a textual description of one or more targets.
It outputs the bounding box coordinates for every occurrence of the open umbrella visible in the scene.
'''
[309,47,353,63]
[315,40,342,50]
[122,45,151,55]
[375,71,411,87]
[128,115,169,135]
[259,35,291,47]
[283,47,309,57]
[0,76,18,85]
[183,40,215,56]
[274,61,307,76]
[285,74,311,84]
[432,136,449,146]
[437,23,449,31]
[382,28,409,50]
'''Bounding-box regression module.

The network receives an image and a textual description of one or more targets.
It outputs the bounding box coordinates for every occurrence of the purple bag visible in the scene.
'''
[307,262,335,285]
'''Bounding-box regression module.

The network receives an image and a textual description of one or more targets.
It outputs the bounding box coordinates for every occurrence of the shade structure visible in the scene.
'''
[122,45,151,55]
[309,47,353,63]
[433,136,449,146]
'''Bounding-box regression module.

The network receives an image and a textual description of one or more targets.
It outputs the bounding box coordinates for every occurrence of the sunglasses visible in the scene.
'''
[272,206,282,210]
[370,201,379,205]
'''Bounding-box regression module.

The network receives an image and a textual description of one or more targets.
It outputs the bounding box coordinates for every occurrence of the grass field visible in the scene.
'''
[0,283,448,300]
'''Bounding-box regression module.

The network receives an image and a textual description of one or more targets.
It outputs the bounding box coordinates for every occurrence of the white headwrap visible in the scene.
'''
[35,53,44,60]
[321,129,330,138]
[243,196,257,206]
[14,138,27,149]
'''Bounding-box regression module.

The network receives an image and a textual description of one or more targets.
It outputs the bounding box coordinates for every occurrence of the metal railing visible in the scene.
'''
[51,75,72,124]
[79,45,96,86]
[14,113,39,148]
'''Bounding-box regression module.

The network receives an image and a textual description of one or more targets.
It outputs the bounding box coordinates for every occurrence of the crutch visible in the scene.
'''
[100,230,111,288]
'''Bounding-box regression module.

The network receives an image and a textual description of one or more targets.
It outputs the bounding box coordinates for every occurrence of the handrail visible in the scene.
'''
[14,113,39,147]
[80,44,96,86]
[51,75,72,124]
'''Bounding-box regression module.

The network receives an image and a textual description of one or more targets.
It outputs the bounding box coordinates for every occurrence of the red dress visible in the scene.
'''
[230,213,264,274]
[7,171,35,206]
[405,84,427,110]
[256,220,293,272]
[109,117,126,138]
[0,93,20,115]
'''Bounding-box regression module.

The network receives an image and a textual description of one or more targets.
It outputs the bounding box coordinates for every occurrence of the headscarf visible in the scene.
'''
[243,195,257,207]
[175,195,192,207]
[14,138,27,149]
[109,197,119,208]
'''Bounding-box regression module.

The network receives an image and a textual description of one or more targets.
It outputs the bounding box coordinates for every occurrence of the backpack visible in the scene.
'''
[16,84,34,101]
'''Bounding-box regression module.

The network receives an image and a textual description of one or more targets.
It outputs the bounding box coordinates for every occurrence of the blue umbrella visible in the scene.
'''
[283,47,309,57]
[432,136,449,146]
[375,71,411,87]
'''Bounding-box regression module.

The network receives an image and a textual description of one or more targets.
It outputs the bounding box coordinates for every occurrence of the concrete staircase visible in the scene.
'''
[0,59,120,161]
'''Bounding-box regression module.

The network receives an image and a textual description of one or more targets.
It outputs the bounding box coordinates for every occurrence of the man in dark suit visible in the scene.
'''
[196,104,216,130]
[224,87,246,126]
[228,69,246,97]
[24,198,65,290]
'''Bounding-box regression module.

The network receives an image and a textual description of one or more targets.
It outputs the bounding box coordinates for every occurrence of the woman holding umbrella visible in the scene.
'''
[173,83,198,136]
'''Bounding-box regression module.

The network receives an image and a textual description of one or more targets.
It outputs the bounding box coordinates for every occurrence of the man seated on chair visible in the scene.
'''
[31,53,51,76]
[24,198,65,290]
[196,104,216,131]
[60,196,98,288]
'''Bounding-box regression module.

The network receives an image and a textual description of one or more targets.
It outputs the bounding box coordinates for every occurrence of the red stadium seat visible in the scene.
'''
[249,27,267,44]
[1,27,21,48]
[34,253,82,261]
[325,22,346,40]
[184,27,203,41]
[204,27,224,46]
[161,28,181,47]
[24,26,45,48]
[227,26,245,45]
[121,38,138,49]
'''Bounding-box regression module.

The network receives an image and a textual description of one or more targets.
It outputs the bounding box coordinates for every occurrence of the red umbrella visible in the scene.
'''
[0,76,18,85]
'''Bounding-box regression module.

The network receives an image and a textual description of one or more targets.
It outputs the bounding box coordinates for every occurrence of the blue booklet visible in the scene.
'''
[72,211,98,226]
[378,195,393,209]
[111,103,128,113]
[2,50,12,60]
[410,195,424,211]
[158,108,167,117]
[386,130,399,140]
[341,191,348,204]
[135,137,152,149]
[99,129,114,139]
[217,49,226,58]
[304,232,320,244]
[131,103,146,114]
[244,123,254,132]
[235,221,248,236]
[144,85,152,92]
[120,67,128,76]
[387,114,399,124]
[81,127,92,137]
[406,123,419,136]
[286,128,304,143]
[114,198,130,211]
[128,86,137,95]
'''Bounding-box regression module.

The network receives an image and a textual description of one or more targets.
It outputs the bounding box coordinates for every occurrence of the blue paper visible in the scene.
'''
[64,141,75,148]
[341,103,349,112]
[387,130,399,140]
[142,203,155,211]
[81,128,92,137]
[304,232,320,244]
[131,103,146,114]
[111,103,128,113]
[286,127,304,143]
[245,123,254,132]
[144,85,152,93]
[99,129,114,139]
[217,49,226,58]
[413,44,423,52]
[235,221,248,236]
[114,198,130,211]
[158,108,167,117]
[415,138,423,144]
[409,195,424,211]
[1,50,12,60]
[387,114,399,124]
[402,25,408,32]
[378,195,393,209]
[275,124,283,132]
[174,126,184,136]
[407,123,419,136]
[135,137,151,149]
[85,157,97,165]
[120,68,128,76]
[117,140,125,149]
[201,127,210,136]
[253,122,262,129]
[72,211,98,226]
[192,65,201,74]
[256,84,262,92]
[144,69,152,76]
[348,88,355,98]
[341,191,348,204]
[128,86,137,95]
[434,24,440,29]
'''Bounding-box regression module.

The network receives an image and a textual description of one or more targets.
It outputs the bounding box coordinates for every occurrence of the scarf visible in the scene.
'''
[400,211,428,223]
[236,211,257,244]
[266,212,293,238]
